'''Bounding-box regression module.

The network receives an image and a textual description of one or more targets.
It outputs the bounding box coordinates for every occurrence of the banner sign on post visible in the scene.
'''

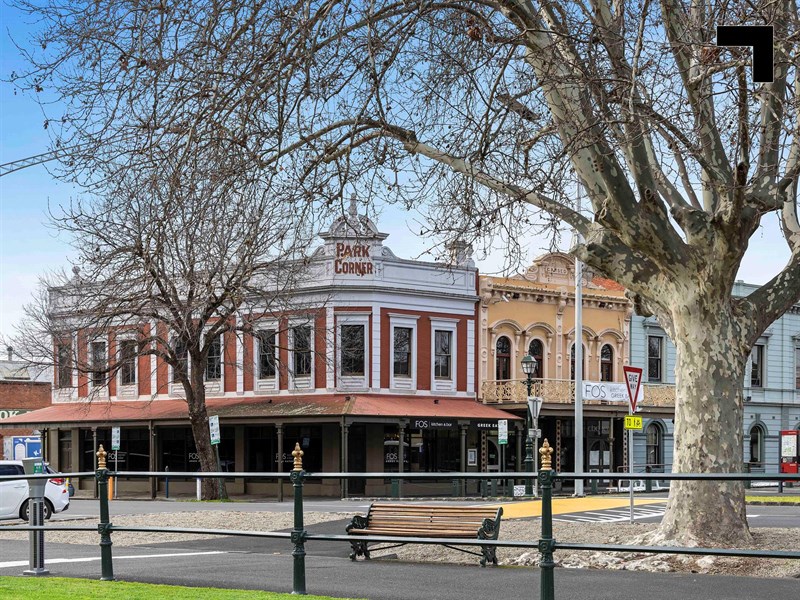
[498,420,508,445]
[209,415,221,445]
[581,381,643,404]
[111,427,121,451]
[622,366,643,413]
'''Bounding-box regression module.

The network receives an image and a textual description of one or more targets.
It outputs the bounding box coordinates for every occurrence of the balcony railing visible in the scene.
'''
[480,378,676,407]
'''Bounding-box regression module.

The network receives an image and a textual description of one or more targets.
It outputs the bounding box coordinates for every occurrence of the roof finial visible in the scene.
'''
[348,193,358,219]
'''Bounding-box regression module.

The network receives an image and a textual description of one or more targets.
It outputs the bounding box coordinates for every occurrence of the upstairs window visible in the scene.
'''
[434,330,452,380]
[119,340,138,386]
[172,339,188,382]
[341,324,365,376]
[796,347,800,390]
[205,335,222,381]
[292,326,312,377]
[257,329,277,379]
[750,344,764,388]
[528,339,544,379]
[600,344,614,382]
[393,327,412,377]
[90,341,106,387]
[495,336,511,380]
[56,343,72,388]
[647,336,663,382]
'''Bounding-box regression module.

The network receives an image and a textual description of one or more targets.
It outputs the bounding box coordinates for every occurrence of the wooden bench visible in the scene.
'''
[345,503,503,567]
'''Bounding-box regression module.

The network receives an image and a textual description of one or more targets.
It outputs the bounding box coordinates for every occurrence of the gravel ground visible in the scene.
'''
[1,511,798,578]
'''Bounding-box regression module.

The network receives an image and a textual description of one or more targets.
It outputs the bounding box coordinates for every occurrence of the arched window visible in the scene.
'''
[749,424,765,469]
[600,344,614,381]
[528,339,544,379]
[495,336,511,380]
[570,343,586,380]
[645,422,663,467]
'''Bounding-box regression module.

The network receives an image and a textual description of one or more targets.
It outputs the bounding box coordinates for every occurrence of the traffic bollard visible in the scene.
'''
[290,443,308,595]
[96,445,114,581]
[538,440,555,600]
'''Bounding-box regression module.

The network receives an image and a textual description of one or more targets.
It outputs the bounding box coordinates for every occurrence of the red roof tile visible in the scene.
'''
[591,276,626,292]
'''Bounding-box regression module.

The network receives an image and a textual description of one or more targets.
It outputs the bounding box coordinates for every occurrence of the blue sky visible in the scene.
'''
[0,5,792,341]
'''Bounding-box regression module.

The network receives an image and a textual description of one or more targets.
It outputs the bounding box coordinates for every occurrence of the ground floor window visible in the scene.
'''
[645,422,663,468]
[245,426,278,472]
[383,426,410,473]
[406,428,460,472]
[159,426,235,472]
[58,430,72,472]
[281,425,323,473]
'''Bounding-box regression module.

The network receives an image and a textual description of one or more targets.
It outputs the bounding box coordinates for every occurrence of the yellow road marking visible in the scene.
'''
[486,496,665,519]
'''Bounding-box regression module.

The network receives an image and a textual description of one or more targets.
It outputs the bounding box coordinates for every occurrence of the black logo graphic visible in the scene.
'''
[716,26,774,83]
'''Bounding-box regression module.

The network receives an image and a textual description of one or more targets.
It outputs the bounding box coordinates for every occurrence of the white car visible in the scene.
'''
[0,460,70,520]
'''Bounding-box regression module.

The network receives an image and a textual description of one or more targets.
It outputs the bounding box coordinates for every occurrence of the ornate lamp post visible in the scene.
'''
[521,354,540,496]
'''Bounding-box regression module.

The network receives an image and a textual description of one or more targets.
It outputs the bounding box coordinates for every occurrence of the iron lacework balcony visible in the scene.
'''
[480,378,676,408]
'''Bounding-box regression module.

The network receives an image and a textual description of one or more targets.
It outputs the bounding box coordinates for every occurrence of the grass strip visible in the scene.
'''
[0,576,362,600]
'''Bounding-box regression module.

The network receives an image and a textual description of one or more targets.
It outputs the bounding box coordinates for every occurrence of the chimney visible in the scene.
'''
[6,347,12,361]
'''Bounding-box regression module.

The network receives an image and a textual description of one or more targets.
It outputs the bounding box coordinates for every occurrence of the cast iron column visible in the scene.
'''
[291,442,307,595]
[96,445,114,581]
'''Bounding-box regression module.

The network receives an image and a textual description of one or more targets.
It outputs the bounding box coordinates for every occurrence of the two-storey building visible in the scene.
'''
[3,205,520,497]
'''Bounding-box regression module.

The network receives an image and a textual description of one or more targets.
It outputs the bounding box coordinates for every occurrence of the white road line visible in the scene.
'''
[0,550,227,570]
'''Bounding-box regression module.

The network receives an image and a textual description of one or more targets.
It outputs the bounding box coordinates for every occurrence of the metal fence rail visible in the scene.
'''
[2,442,799,597]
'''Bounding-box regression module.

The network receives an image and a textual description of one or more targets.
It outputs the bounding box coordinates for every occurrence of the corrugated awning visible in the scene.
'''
[0,394,521,428]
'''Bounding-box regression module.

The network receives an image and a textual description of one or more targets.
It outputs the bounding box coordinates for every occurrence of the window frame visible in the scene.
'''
[645,422,663,467]
[647,335,663,382]
[205,334,223,382]
[289,321,314,389]
[528,338,544,379]
[90,339,107,388]
[118,339,138,387]
[430,318,458,392]
[171,337,189,384]
[256,328,278,381]
[796,346,800,391]
[336,314,370,389]
[495,336,512,381]
[600,343,614,382]
[56,342,72,389]
[389,314,419,391]
[750,344,764,388]
[569,342,586,381]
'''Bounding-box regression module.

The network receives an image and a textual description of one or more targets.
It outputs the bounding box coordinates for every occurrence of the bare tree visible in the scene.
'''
[12,139,321,499]
[10,0,800,541]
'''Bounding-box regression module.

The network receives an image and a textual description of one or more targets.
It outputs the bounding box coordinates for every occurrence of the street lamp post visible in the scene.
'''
[521,354,540,496]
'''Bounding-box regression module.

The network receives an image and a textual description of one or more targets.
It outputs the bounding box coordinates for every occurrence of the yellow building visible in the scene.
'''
[479,252,673,483]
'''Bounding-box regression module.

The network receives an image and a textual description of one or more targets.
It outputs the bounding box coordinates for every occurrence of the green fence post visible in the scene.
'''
[290,443,307,595]
[538,439,555,600]
[452,479,458,497]
[744,462,751,490]
[591,477,598,495]
[391,478,399,498]
[96,445,114,581]
[490,478,496,497]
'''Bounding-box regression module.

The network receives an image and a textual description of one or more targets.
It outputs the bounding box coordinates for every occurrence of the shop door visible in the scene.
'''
[347,424,366,496]
[486,439,501,471]
[587,439,611,481]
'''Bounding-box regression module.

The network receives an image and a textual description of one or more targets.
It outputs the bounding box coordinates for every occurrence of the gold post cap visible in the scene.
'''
[97,444,107,470]
[292,442,304,471]
[539,438,553,471]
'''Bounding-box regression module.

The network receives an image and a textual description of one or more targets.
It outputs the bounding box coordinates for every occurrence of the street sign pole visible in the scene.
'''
[623,366,643,524]
[111,427,120,500]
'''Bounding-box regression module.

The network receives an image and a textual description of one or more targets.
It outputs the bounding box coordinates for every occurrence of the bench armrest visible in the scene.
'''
[346,514,369,533]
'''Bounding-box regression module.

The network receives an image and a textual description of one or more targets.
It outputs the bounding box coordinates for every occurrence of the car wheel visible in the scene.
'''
[20,500,53,521]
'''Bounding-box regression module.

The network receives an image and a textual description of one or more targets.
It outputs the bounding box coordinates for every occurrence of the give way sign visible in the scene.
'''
[622,366,643,413]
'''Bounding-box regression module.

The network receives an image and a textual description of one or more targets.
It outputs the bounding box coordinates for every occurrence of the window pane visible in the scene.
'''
[341,324,365,376]
[393,327,412,376]
[434,331,452,380]
[293,326,312,376]
[570,344,585,380]
[173,339,188,382]
[528,339,544,378]
[257,330,276,378]
[495,336,511,380]
[205,335,222,381]
[91,341,106,386]
[600,344,613,382]
[120,340,138,385]
[57,343,72,388]
[647,336,662,381]
[750,345,763,387]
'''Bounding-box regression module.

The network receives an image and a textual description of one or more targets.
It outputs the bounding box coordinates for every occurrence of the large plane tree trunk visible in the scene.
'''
[653,300,751,546]
[186,368,228,501]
